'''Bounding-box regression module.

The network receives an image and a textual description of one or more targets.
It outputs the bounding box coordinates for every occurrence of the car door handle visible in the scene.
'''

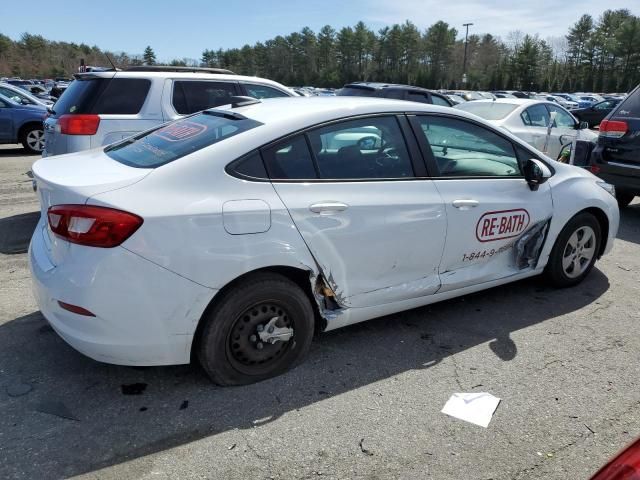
[309,202,349,214]
[452,199,479,209]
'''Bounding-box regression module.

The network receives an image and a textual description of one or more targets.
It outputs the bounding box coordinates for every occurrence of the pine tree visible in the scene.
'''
[143,46,156,65]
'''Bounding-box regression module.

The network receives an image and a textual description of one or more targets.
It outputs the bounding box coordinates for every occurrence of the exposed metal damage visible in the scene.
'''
[514,219,551,270]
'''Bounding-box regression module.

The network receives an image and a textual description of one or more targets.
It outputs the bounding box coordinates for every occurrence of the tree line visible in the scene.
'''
[1,9,639,92]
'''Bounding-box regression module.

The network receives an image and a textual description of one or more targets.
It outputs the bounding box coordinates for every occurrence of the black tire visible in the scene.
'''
[197,272,315,386]
[616,191,635,208]
[20,124,45,154]
[545,212,601,288]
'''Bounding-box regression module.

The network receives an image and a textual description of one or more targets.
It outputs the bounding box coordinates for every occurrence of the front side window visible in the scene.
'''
[105,111,262,168]
[0,87,32,105]
[172,81,237,114]
[243,84,289,99]
[415,116,521,177]
[594,100,613,110]
[521,104,551,127]
[546,104,576,128]
[306,116,414,179]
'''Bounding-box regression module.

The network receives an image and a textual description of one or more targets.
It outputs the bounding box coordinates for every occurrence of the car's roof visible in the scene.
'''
[467,98,542,106]
[214,96,456,126]
[80,70,291,85]
[343,82,438,93]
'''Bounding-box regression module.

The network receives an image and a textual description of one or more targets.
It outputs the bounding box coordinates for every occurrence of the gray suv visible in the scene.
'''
[43,66,297,157]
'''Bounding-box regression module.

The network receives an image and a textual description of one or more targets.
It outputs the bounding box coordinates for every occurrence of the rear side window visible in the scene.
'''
[172,81,238,114]
[243,84,289,99]
[613,87,640,119]
[521,104,550,127]
[408,92,429,104]
[262,135,318,180]
[105,112,263,168]
[337,87,377,97]
[52,78,151,116]
[431,95,451,107]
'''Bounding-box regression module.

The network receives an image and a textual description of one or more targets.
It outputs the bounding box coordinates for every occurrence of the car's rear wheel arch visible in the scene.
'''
[190,266,322,361]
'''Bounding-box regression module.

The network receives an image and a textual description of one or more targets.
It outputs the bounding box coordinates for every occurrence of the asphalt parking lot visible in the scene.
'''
[0,144,639,480]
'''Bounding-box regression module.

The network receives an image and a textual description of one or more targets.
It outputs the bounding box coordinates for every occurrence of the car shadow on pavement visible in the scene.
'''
[616,203,640,245]
[0,146,33,157]
[0,211,40,254]
[0,269,610,479]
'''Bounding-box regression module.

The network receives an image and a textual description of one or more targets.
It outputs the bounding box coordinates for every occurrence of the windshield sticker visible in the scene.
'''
[155,121,208,142]
[476,209,530,242]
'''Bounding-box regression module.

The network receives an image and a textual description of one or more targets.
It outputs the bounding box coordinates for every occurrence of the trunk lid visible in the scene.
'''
[32,148,151,265]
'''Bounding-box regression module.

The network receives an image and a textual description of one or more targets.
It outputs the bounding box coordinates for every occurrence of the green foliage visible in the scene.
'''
[143,46,156,65]
[1,10,639,92]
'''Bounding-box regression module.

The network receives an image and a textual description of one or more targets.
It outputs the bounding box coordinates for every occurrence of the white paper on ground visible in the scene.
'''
[441,392,501,428]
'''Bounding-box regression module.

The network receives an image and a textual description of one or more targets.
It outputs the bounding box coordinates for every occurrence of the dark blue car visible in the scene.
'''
[0,93,47,153]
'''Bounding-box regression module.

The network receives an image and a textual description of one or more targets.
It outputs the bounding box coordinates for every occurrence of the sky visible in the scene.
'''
[2,0,638,61]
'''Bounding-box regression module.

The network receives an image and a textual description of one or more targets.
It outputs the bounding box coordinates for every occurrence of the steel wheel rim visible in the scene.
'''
[226,301,294,375]
[561,226,596,279]
[26,130,44,151]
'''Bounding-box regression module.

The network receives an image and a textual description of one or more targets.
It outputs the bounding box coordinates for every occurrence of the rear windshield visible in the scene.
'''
[613,86,640,119]
[105,111,263,168]
[52,77,150,116]
[455,102,518,120]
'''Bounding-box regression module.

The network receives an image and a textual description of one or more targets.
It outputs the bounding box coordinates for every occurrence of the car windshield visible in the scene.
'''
[105,111,263,168]
[455,102,518,120]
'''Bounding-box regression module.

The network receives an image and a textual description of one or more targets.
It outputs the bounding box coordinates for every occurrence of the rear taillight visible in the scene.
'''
[58,114,100,135]
[590,437,640,480]
[47,204,142,248]
[590,164,601,174]
[599,120,628,139]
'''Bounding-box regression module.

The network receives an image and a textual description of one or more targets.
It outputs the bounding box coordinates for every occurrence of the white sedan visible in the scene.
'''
[29,97,619,385]
[455,99,597,159]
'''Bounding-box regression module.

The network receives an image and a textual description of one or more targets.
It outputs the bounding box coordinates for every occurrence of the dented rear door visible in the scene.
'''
[410,114,553,292]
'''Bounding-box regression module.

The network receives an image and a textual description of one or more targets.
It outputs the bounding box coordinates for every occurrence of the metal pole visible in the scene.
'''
[462,22,473,85]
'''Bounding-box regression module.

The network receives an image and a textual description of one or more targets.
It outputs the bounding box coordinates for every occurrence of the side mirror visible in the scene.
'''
[578,121,589,130]
[523,158,551,191]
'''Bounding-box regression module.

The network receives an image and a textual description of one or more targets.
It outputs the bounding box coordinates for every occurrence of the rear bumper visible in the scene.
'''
[592,146,640,194]
[29,220,215,365]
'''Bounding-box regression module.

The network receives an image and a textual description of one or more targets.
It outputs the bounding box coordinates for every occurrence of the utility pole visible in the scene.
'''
[462,22,473,86]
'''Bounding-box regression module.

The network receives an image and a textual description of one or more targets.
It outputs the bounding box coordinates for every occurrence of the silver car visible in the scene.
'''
[43,66,297,157]
[455,99,597,159]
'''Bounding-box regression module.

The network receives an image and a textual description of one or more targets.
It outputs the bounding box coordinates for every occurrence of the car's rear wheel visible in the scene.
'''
[616,191,635,208]
[21,125,45,154]
[197,272,315,386]
[545,212,601,288]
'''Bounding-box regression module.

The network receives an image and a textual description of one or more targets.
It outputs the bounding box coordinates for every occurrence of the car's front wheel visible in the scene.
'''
[197,272,315,386]
[545,212,601,288]
[21,125,45,154]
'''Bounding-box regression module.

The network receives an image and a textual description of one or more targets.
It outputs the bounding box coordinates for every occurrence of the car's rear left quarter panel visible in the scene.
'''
[88,144,321,298]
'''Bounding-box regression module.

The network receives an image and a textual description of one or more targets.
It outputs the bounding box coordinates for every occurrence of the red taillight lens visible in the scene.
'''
[57,301,95,317]
[599,120,628,139]
[590,164,602,174]
[58,114,100,135]
[590,437,640,480]
[47,204,143,248]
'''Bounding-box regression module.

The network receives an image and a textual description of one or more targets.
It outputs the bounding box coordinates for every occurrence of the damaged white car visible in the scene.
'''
[29,96,619,385]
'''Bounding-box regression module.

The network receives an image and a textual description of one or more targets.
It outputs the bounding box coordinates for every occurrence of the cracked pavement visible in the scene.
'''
[0,145,639,479]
